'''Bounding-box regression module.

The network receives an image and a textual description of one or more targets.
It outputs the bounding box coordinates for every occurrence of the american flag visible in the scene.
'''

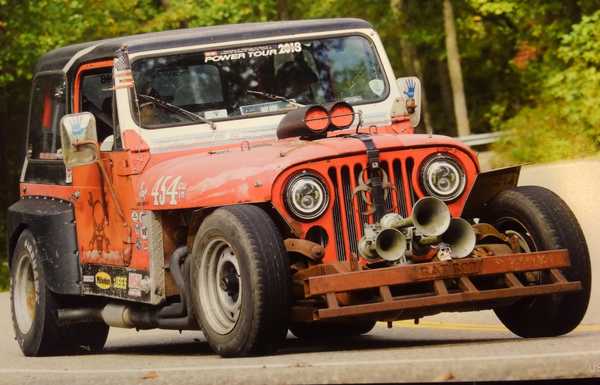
[113,45,134,89]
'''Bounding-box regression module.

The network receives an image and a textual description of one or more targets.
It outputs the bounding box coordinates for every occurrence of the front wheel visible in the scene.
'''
[190,205,291,357]
[10,230,109,356]
[485,186,591,337]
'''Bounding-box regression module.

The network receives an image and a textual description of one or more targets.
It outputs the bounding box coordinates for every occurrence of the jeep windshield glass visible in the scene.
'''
[131,35,387,128]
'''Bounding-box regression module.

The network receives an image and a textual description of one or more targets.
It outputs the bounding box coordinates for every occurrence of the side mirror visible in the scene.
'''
[59,112,98,168]
[393,76,422,128]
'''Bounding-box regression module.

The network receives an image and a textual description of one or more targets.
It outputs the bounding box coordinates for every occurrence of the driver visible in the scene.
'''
[275,53,318,104]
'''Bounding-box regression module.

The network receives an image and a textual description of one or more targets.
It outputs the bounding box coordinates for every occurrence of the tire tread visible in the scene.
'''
[488,186,591,337]
[192,205,290,357]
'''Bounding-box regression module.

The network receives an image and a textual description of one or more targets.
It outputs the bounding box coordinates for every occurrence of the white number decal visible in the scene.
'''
[278,42,302,54]
[166,176,182,205]
[151,176,186,206]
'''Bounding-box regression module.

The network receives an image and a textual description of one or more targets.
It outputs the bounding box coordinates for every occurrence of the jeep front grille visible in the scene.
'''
[327,156,412,261]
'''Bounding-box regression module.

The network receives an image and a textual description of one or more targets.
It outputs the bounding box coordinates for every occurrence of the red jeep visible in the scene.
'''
[7,18,591,357]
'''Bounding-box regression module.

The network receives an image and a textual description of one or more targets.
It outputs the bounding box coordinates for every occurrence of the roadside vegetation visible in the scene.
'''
[492,8,600,165]
[0,0,599,290]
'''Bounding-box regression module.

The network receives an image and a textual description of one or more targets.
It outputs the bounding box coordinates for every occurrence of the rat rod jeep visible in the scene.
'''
[7,18,591,357]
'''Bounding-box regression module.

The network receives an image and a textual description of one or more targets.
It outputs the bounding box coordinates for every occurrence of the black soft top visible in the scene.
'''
[35,18,372,75]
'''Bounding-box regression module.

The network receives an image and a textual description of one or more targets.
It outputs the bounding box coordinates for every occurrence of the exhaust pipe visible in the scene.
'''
[379,197,450,237]
[58,246,199,331]
[418,218,476,259]
[58,304,156,329]
[358,227,407,262]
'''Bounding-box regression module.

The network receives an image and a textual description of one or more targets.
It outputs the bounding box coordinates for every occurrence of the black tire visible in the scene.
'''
[10,230,109,356]
[289,319,376,340]
[485,186,591,337]
[190,205,291,357]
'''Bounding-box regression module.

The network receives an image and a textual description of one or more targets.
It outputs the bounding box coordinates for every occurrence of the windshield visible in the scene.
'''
[131,35,387,128]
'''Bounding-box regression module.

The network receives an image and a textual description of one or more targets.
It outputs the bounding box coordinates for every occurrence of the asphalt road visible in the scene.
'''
[1,157,599,384]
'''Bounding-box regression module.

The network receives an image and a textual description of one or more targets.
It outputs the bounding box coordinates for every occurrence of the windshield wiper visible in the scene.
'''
[246,90,304,107]
[138,94,216,129]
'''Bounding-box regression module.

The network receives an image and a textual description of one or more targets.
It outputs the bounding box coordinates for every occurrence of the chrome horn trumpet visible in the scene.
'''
[379,196,451,237]
[418,218,476,259]
[358,226,407,262]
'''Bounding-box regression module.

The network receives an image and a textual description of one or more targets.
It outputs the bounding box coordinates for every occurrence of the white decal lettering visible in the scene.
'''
[151,176,187,206]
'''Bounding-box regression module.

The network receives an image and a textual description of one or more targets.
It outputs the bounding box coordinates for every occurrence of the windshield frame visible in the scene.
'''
[128,31,390,130]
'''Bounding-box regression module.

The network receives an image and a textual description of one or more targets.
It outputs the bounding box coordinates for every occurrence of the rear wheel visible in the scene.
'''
[485,186,591,337]
[289,319,376,340]
[190,205,291,357]
[10,230,109,356]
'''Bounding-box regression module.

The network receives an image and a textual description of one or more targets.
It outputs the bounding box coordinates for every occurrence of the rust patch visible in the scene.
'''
[284,238,325,261]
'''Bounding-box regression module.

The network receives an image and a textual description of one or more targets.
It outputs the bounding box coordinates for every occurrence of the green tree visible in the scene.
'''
[444,0,470,136]
[493,7,600,164]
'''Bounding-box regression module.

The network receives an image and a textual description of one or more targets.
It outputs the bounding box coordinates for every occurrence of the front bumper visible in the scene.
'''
[291,249,581,322]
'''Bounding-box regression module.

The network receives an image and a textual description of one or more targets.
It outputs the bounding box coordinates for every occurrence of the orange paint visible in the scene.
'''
[21,183,75,201]
[270,141,477,263]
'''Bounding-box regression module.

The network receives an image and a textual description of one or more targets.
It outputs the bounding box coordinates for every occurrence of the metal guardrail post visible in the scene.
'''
[457,132,503,147]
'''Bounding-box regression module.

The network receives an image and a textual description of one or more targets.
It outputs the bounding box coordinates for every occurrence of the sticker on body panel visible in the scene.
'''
[151,176,187,206]
[95,271,112,289]
[81,264,152,302]
[130,210,151,250]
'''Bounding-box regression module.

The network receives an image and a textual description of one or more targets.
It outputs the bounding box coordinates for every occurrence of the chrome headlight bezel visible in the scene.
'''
[420,154,466,201]
[285,172,329,221]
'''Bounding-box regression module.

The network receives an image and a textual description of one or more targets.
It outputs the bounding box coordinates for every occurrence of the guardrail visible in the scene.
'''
[457,132,503,147]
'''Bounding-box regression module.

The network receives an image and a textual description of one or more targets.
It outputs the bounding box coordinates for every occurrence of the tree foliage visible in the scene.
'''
[493,8,600,164]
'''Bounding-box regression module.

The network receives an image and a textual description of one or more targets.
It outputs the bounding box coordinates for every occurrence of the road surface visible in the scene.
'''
[1,158,599,384]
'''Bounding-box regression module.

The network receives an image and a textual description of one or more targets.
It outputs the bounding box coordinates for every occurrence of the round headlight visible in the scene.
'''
[421,155,466,201]
[285,173,329,220]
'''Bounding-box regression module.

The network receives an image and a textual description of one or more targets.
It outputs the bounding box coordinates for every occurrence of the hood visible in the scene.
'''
[137,133,476,210]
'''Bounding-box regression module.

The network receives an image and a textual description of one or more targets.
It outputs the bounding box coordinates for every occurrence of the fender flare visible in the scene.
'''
[461,166,521,219]
[7,197,81,295]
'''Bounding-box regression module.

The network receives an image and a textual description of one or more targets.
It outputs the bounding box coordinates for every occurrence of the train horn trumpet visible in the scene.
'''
[379,196,451,237]
[358,227,407,262]
[419,218,476,259]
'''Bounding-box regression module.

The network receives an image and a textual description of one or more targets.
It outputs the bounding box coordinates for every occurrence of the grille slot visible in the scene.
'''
[328,167,346,262]
[341,166,359,257]
[353,164,368,230]
[392,159,408,218]
[381,161,394,213]
[327,157,410,261]
[405,157,416,207]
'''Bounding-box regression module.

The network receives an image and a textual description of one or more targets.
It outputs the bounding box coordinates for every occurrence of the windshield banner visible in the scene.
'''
[204,42,303,63]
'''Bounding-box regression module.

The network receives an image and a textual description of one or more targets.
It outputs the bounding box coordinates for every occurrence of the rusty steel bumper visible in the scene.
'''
[291,249,582,322]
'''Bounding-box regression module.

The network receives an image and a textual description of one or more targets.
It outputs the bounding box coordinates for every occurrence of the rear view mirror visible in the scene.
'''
[393,76,422,128]
[59,112,98,168]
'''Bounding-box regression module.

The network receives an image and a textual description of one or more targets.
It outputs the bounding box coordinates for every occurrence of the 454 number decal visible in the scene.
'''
[151,176,187,206]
